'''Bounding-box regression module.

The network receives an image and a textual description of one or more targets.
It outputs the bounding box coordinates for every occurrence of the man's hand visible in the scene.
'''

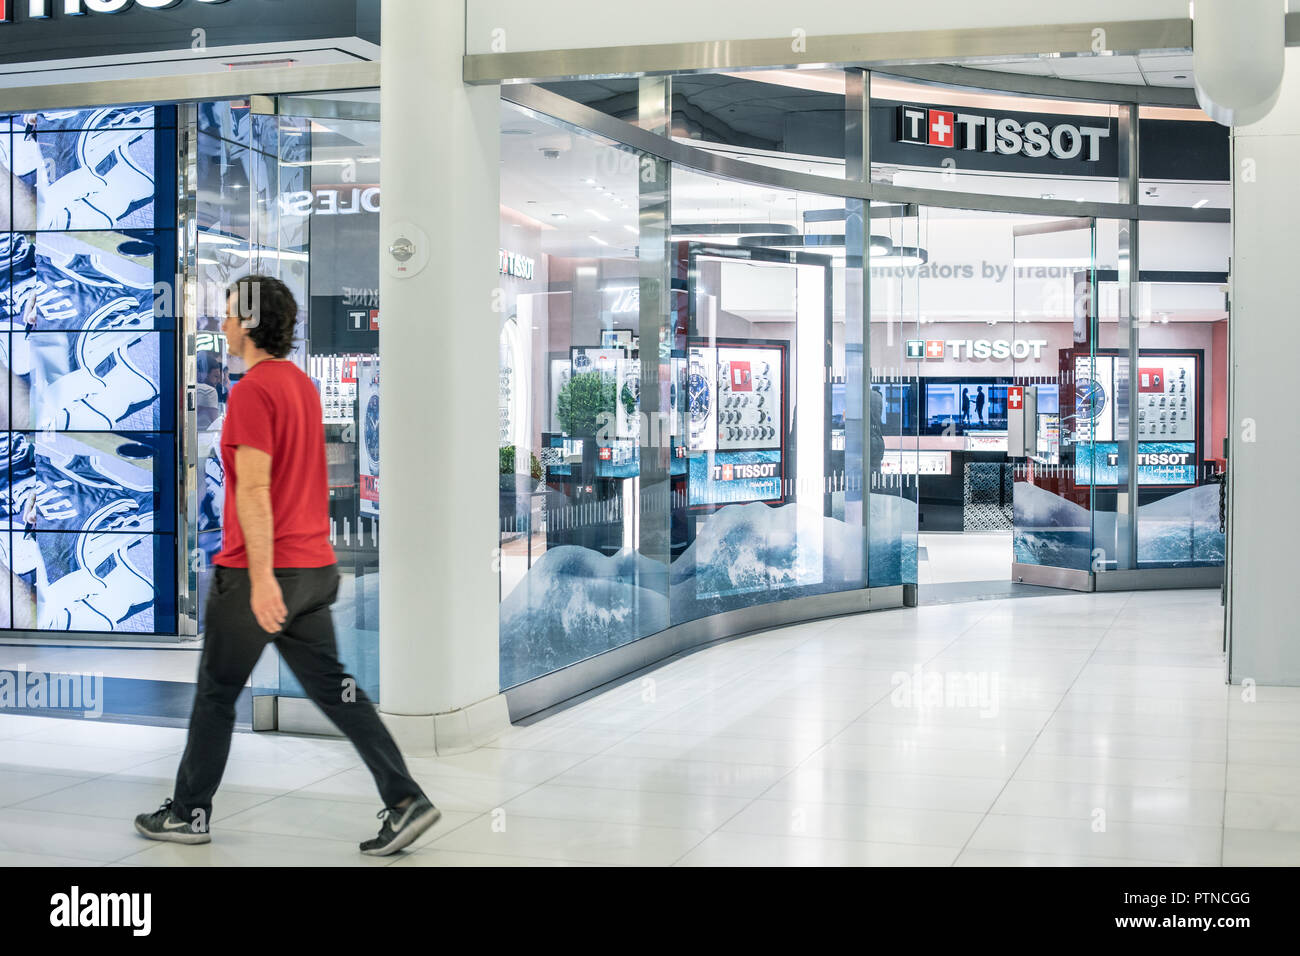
[250,572,288,634]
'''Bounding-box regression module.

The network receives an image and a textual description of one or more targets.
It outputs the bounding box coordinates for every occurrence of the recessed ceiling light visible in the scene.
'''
[1173,74,1188,80]
[502,128,532,136]
[551,212,567,220]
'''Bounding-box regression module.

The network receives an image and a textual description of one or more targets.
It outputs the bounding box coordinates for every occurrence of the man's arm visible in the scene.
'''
[234,445,287,633]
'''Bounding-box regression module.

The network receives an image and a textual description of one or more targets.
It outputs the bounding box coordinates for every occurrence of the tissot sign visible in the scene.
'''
[1,0,230,20]
[0,0,377,64]
[906,338,1050,361]
[898,105,1111,162]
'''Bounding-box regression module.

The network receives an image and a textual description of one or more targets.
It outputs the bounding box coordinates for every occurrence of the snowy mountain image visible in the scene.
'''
[500,493,918,687]
[1013,482,1093,570]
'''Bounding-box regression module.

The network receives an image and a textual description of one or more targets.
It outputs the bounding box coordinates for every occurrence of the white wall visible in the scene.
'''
[467,0,1191,54]
[1228,47,1300,685]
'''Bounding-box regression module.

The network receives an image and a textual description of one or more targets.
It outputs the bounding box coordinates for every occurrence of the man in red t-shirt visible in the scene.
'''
[135,276,440,856]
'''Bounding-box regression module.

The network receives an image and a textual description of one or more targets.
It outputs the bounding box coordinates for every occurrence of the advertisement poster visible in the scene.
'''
[615,358,641,440]
[1074,441,1196,486]
[358,357,380,517]
[1135,356,1196,442]
[716,346,782,451]
[686,346,718,452]
[689,449,783,507]
[1074,354,1114,443]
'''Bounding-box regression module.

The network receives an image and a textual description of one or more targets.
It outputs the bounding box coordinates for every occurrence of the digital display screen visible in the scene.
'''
[3,331,167,432]
[924,381,1008,431]
[4,432,170,534]
[689,449,782,507]
[1074,441,1197,486]
[2,110,178,633]
[869,382,916,432]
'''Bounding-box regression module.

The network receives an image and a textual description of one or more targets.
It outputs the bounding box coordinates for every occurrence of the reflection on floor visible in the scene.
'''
[918,531,1012,586]
[2,588,1294,866]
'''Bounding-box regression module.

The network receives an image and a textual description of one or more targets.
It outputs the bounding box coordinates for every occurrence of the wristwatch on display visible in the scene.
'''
[688,360,712,442]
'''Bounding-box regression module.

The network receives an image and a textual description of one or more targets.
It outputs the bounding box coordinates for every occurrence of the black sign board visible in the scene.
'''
[0,0,379,66]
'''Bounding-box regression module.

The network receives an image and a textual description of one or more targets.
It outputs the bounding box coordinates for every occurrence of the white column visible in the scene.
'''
[378,0,509,750]
[1227,47,1300,686]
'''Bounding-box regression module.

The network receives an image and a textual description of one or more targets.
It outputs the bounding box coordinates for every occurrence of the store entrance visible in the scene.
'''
[896,208,1095,598]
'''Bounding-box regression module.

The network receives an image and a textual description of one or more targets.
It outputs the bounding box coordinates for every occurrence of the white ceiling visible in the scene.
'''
[965,52,1197,88]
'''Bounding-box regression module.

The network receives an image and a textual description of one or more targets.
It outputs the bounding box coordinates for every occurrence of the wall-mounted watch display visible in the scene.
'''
[715,346,783,451]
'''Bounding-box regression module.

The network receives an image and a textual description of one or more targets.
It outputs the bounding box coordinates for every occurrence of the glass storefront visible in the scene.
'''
[498,70,1230,692]
[1,94,382,701]
[2,106,179,633]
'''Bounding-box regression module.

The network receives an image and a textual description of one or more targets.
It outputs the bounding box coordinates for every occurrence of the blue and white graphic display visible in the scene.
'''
[2,108,159,231]
[1,109,177,632]
[1074,441,1197,486]
[689,450,782,506]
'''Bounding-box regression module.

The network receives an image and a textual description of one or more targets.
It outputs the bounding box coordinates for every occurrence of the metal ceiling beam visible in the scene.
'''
[0,60,379,113]
[467,18,1195,85]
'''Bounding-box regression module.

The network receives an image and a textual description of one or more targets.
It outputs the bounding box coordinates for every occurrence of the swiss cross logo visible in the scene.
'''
[925,340,945,359]
[369,309,379,331]
[898,106,955,148]
[721,464,734,481]
[1138,367,1164,393]
[1008,386,1024,410]
[599,447,612,461]
[928,110,955,147]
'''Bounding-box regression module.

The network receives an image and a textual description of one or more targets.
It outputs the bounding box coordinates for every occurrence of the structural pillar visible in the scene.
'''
[377,0,510,750]
[1227,47,1300,686]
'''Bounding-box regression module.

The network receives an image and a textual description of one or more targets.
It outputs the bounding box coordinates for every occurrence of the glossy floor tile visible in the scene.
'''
[0,588,1294,866]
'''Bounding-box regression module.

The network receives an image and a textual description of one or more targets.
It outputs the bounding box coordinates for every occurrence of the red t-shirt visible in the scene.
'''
[215,359,336,569]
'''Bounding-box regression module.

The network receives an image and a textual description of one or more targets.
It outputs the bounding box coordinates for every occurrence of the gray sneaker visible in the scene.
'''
[360,796,441,856]
[133,799,211,845]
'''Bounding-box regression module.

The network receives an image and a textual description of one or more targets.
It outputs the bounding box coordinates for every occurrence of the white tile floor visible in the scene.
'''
[2,587,1297,866]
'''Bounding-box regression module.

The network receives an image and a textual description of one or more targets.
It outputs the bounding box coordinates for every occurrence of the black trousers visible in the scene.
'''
[172,564,424,825]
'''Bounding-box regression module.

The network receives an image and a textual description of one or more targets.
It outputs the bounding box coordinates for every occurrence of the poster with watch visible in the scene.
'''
[1135,356,1196,442]
[716,345,783,451]
[358,356,379,517]
[616,358,641,440]
[686,346,718,452]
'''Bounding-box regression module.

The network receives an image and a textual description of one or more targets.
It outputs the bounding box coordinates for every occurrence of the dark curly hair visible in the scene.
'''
[227,275,299,359]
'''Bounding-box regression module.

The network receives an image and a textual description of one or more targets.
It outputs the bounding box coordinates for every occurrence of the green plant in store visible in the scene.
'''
[556,371,617,438]
[499,445,543,481]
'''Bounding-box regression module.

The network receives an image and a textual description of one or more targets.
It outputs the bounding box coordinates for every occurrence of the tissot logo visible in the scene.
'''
[712,462,778,481]
[898,104,1111,161]
[1,0,230,23]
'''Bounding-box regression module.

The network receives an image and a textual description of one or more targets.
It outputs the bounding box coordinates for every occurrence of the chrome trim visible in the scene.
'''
[504,586,903,721]
[466,18,1194,84]
[266,696,340,736]
[1012,562,1095,591]
[1094,566,1224,591]
[252,695,277,732]
[177,104,199,637]
[503,84,1231,224]
[0,61,380,112]
[877,65,1201,108]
